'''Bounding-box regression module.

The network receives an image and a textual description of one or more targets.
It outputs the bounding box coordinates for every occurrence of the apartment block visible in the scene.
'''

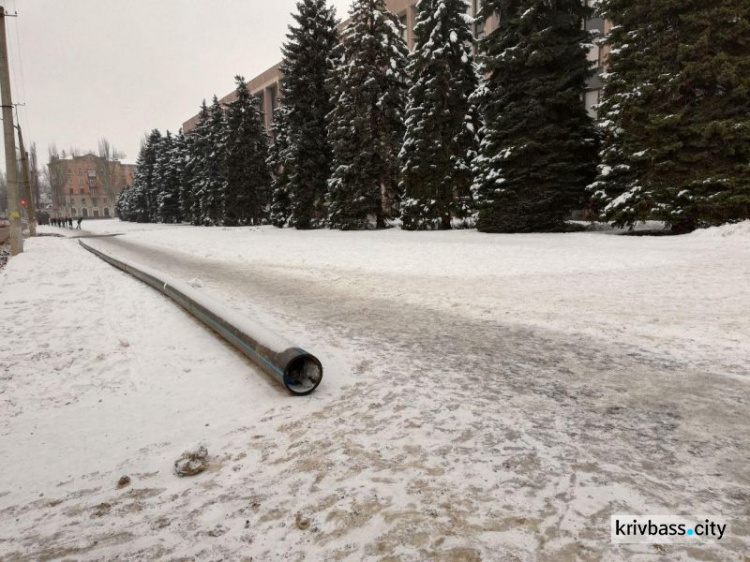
[183,0,605,134]
[48,154,134,219]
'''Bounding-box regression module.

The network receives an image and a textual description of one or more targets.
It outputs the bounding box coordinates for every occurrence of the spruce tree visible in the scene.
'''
[116,186,132,221]
[175,129,192,224]
[281,0,340,229]
[125,144,146,222]
[155,131,182,223]
[224,76,272,226]
[184,102,209,225]
[129,130,162,223]
[195,96,227,226]
[184,100,209,226]
[399,0,479,230]
[472,0,599,233]
[268,107,294,227]
[144,130,163,222]
[327,0,410,229]
[590,0,750,233]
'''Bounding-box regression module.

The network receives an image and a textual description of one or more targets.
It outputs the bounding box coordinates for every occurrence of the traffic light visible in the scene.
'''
[20,198,27,208]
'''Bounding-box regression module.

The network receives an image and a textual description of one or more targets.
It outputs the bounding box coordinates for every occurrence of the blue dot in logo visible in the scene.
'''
[687,529,694,536]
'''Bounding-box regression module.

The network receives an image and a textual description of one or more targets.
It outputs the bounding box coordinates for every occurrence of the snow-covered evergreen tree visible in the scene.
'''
[184,102,210,225]
[195,96,227,226]
[144,130,163,223]
[268,106,294,227]
[327,0,410,229]
[281,0,340,229]
[155,131,182,223]
[590,0,750,233]
[472,0,599,232]
[115,186,132,221]
[128,130,162,223]
[174,129,192,224]
[224,76,272,226]
[399,0,479,230]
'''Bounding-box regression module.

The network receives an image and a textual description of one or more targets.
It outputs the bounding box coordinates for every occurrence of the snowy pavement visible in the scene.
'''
[1,221,749,561]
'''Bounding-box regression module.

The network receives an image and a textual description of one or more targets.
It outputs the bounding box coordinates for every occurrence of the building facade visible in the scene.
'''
[48,154,134,219]
[183,0,606,133]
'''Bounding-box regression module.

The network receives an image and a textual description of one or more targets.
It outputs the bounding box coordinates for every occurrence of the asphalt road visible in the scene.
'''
[81,234,750,559]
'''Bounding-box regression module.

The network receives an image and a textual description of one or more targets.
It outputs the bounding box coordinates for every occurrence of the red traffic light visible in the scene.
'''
[20,198,27,207]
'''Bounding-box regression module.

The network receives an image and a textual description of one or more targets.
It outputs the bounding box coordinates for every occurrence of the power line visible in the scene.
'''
[3,0,28,139]
[12,7,27,128]
[12,22,28,137]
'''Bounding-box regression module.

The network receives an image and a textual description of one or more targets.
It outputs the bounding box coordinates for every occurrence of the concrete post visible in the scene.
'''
[0,6,22,254]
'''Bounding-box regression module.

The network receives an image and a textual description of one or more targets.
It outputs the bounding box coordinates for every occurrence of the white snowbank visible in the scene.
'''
[691,220,750,238]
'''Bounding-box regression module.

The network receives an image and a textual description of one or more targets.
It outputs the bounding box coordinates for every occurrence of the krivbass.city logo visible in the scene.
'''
[611,515,728,544]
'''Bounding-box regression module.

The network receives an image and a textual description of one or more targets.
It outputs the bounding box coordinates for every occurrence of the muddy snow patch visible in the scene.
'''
[174,446,209,477]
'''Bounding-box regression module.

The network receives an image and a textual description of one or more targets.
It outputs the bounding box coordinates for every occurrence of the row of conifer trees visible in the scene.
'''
[118,0,749,233]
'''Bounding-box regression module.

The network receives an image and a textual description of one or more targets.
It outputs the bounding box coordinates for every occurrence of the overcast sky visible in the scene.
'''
[4,0,354,164]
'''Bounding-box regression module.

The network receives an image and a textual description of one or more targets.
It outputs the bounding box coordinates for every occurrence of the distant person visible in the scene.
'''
[77,217,82,230]
[68,217,73,228]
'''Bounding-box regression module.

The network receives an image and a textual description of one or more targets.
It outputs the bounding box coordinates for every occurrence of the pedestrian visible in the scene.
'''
[68,217,73,228]
[76,217,82,230]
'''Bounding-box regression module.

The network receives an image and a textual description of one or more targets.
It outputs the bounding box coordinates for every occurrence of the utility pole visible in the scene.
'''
[17,123,36,236]
[0,6,21,254]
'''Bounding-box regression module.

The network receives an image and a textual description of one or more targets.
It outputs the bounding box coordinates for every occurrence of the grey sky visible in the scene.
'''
[4,0,353,164]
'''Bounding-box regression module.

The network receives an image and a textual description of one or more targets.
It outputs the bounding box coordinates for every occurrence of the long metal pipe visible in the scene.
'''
[79,239,323,395]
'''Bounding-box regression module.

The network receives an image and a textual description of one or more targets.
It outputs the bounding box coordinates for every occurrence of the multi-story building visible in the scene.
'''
[48,154,134,219]
[183,0,606,133]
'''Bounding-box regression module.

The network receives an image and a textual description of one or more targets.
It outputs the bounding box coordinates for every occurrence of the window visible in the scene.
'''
[585,89,600,118]
[587,43,601,68]
[268,85,278,114]
[399,13,408,44]
[77,168,83,174]
[69,188,74,195]
[79,179,84,185]
[255,94,265,124]
[473,0,485,39]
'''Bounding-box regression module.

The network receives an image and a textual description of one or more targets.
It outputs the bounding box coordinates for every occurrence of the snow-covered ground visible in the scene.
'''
[1,221,749,561]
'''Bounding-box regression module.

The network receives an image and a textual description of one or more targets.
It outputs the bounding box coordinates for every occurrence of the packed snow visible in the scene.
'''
[1,221,748,560]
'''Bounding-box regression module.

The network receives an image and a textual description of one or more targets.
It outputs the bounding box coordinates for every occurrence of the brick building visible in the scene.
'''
[183,0,607,134]
[48,154,134,219]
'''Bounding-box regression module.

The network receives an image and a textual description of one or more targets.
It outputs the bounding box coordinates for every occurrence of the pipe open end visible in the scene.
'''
[284,355,323,395]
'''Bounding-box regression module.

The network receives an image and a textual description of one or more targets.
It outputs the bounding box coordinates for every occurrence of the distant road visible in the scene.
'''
[0,226,9,245]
